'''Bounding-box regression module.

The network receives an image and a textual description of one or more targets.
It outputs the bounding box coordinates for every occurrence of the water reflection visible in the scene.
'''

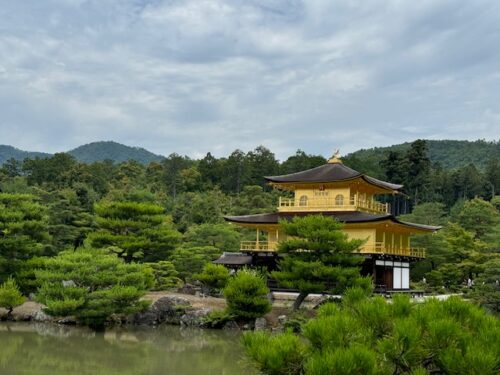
[0,323,255,375]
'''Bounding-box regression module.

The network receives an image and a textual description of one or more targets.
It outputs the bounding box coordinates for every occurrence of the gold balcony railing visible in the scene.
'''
[358,243,426,258]
[239,240,425,258]
[278,196,390,214]
[240,241,278,252]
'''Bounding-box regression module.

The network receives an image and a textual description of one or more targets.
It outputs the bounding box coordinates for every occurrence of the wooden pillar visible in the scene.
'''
[256,229,259,249]
[391,232,394,251]
[382,231,386,251]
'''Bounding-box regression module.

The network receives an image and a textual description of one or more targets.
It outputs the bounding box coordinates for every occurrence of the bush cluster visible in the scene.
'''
[243,289,500,374]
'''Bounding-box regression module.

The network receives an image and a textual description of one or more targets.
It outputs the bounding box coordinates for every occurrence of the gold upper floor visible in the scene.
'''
[278,194,390,214]
[277,185,391,215]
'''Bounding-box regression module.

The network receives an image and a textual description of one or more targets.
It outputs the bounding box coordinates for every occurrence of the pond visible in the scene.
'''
[0,323,256,375]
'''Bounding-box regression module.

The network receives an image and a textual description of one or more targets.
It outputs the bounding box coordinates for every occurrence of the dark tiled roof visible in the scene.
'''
[224,212,279,224]
[395,220,442,231]
[363,175,404,191]
[213,253,253,265]
[224,211,440,232]
[224,211,388,224]
[265,163,403,191]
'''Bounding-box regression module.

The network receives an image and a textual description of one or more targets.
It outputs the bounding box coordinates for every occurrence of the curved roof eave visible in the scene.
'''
[393,219,441,232]
[361,175,403,191]
[224,213,279,224]
[224,212,440,232]
[264,163,403,192]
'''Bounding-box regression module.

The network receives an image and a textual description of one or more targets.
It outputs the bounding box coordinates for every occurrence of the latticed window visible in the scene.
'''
[314,190,329,196]
[335,194,344,206]
[299,195,308,206]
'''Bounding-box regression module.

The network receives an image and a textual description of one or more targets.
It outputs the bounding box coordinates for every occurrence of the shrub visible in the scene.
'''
[283,310,309,333]
[146,261,182,290]
[350,296,391,340]
[304,345,378,375]
[316,301,341,317]
[193,263,230,293]
[391,294,413,317]
[224,269,271,319]
[303,313,367,350]
[377,318,425,373]
[203,310,235,329]
[0,277,26,317]
[242,331,306,375]
[243,294,500,374]
[170,246,221,281]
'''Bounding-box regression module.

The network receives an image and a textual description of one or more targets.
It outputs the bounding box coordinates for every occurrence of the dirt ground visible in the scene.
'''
[145,291,227,310]
[0,301,43,319]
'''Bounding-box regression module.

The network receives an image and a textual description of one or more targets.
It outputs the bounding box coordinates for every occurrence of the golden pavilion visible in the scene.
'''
[217,152,440,291]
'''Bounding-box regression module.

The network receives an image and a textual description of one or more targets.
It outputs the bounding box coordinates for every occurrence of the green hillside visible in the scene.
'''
[346,139,500,170]
[67,141,164,164]
[0,145,50,165]
[1,139,498,168]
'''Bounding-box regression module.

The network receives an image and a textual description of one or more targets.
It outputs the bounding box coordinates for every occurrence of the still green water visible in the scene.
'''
[0,323,256,375]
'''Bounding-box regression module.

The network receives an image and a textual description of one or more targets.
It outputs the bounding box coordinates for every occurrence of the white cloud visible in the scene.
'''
[0,0,499,159]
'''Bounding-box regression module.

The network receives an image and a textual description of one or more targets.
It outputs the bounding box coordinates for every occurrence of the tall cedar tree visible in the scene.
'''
[162,153,193,199]
[272,215,368,310]
[88,201,181,262]
[405,139,432,204]
[380,151,407,184]
[280,149,326,174]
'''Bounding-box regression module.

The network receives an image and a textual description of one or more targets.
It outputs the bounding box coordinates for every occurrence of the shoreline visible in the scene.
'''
[0,291,227,325]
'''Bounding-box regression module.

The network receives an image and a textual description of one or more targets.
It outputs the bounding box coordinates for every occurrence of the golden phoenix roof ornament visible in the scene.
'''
[328,149,342,164]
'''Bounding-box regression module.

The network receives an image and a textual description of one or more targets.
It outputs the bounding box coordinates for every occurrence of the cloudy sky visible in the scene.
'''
[1,0,499,160]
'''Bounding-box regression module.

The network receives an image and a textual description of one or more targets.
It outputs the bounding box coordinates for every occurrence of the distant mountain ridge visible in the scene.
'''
[346,139,500,170]
[0,145,51,165]
[67,141,164,164]
[1,139,498,168]
[0,141,164,165]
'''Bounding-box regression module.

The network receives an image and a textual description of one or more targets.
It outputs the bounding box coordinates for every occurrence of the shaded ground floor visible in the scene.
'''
[214,252,418,292]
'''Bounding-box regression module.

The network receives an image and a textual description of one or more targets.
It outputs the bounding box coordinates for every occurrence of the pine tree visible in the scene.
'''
[0,193,51,282]
[272,215,369,310]
[88,201,181,262]
[35,248,153,328]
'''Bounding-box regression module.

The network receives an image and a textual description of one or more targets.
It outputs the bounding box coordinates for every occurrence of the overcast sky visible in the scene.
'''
[1,0,499,160]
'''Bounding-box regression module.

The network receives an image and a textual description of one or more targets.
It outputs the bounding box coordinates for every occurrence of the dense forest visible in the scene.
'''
[346,139,500,172]
[0,139,499,324]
